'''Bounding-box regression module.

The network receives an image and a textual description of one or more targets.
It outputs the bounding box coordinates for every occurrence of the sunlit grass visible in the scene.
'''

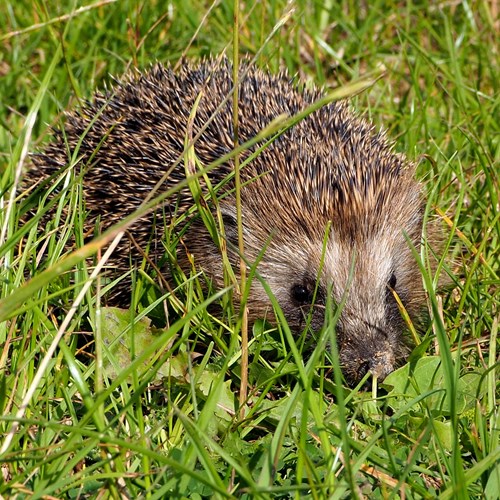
[0,1,498,497]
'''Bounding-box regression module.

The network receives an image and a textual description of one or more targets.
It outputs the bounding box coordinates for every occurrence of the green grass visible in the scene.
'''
[0,0,498,498]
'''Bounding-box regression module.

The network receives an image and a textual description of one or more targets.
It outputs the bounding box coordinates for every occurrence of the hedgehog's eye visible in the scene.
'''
[386,273,397,305]
[388,273,397,290]
[291,284,312,305]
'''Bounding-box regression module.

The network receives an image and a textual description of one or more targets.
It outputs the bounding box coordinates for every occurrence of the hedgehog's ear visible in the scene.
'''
[219,205,238,246]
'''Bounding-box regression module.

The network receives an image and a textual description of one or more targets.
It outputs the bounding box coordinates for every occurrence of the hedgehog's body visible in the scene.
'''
[26,59,426,384]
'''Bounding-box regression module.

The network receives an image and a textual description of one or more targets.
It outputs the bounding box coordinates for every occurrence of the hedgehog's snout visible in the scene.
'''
[352,349,395,383]
[339,336,397,386]
[366,349,396,379]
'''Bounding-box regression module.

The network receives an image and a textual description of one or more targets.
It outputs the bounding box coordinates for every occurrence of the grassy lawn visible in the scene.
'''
[0,1,498,498]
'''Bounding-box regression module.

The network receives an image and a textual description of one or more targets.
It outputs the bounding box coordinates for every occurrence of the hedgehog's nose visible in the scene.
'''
[357,350,395,385]
[369,350,395,380]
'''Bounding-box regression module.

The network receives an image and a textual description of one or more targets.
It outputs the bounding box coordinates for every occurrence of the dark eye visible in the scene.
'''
[291,284,312,305]
[388,273,397,290]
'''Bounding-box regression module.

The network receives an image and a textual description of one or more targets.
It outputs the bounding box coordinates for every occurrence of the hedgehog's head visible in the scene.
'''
[237,213,425,386]
[201,109,427,386]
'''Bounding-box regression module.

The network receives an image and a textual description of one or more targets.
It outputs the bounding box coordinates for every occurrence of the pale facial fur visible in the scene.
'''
[207,195,423,386]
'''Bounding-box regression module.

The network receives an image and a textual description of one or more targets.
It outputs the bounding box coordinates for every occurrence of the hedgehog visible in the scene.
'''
[23,58,428,385]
